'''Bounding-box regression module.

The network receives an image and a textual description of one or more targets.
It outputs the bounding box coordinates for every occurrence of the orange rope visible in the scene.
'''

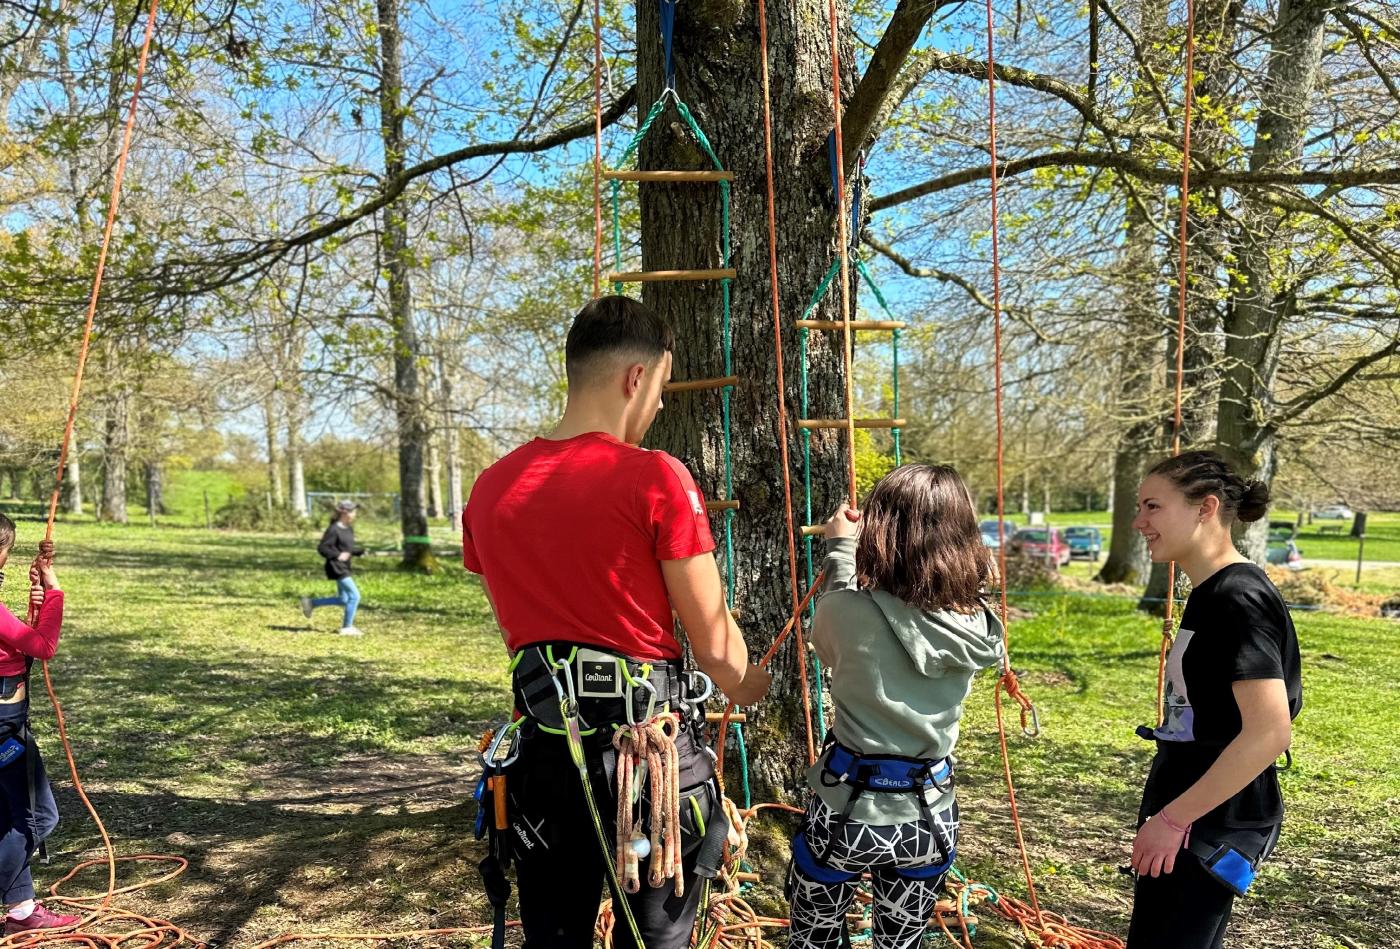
[591,0,604,298]
[756,0,815,770]
[22,0,161,930]
[1158,0,1198,722]
[823,0,859,508]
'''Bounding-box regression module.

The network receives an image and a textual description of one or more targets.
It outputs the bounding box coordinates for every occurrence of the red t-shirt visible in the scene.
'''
[462,432,715,661]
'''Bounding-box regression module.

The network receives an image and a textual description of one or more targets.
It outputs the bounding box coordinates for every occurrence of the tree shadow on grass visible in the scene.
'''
[46,774,493,947]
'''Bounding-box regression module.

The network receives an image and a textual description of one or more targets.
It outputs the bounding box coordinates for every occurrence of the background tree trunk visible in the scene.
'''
[144,460,164,516]
[638,0,854,800]
[1215,0,1329,561]
[263,391,284,507]
[377,0,435,571]
[63,454,82,515]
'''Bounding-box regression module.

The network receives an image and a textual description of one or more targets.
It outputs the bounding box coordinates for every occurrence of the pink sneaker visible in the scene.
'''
[4,904,81,935]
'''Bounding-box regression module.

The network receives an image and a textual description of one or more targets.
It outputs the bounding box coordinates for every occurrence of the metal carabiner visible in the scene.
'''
[687,670,714,705]
[626,676,659,727]
[483,718,522,770]
[1021,704,1042,740]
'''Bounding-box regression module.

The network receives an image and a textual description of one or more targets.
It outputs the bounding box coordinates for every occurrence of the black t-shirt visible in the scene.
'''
[318,522,357,580]
[1143,562,1303,828]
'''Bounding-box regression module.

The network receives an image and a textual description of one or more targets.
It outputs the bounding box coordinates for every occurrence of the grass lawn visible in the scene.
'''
[0,517,1395,948]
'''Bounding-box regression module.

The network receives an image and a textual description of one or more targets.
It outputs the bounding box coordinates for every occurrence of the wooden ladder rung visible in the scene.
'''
[608,268,737,283]
[664,375,739,393]
[603,169,735,182]
[705,711,748,723]
[798,418,906,430]
[795,319,907,331]
[706,499,741,512]
[800,525,825,537]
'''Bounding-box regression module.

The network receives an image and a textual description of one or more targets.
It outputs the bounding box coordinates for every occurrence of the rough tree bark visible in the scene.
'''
[376,0,435,571]
[1214,0,1329,561]
[638,1,857,800]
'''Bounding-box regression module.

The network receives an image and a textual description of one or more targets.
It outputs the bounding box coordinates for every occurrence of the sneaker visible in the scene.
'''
[339,627,363,637]
[5,904,81,935]
[300,596,314,619]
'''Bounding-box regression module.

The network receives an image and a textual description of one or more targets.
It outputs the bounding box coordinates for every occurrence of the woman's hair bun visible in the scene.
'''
[1236,479,1271,523]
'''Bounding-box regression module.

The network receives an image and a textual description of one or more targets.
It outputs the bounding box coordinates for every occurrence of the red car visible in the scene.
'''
[1009,527,1072,567]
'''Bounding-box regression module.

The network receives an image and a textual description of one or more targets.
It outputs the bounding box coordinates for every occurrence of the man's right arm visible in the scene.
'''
[663,553,771,706]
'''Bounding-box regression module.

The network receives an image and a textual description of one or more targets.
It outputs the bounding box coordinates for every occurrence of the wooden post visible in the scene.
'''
[204,490,211,530]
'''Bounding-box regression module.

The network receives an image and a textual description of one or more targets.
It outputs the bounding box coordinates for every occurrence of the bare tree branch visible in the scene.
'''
[842,0,953,170]
[871,149,1400,211]
[143,85,639,297]
[1273,338,1400,427]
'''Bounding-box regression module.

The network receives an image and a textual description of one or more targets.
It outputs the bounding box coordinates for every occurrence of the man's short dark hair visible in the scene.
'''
[565,296,674,387]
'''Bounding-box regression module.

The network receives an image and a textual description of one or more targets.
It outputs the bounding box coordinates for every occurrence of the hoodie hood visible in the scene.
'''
[869,589,1006,679]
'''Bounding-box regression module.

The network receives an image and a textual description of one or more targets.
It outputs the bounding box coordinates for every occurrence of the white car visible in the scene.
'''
[1315,504,1353,520]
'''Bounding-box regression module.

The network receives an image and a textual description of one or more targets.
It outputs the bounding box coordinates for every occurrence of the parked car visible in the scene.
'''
[979,519,1017,548]
[1064,526,1102,561]
[1009,527,1071,567]
[1315,504,1353,520]
[1266,522,1303,569]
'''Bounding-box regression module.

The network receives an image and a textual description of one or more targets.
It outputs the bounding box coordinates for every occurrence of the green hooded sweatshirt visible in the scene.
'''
[804,536,1005,825]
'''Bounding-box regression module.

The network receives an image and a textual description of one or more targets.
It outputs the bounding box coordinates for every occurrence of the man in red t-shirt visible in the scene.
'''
[463,296,769,949]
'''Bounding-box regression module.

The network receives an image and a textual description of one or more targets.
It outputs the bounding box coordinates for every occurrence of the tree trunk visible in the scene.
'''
[145,461,164,517]
[101,368,129,523]
[1098,428,1152,583]
[288,419,307,519]
[426,435,443,519]
[63,454,82,515]
[439,355,464,523]
[262,391,284,508]
[638,0,854,800]
[377,0,435,572]
[1215,0,1328,562]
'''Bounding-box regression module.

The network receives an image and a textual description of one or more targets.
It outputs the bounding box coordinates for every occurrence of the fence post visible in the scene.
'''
[204,490,211,530]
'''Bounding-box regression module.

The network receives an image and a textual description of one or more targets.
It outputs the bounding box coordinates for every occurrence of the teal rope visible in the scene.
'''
[854,257,901,465]
[892,327,901,463]
[608,88,736,601]
[732,722,751,810]
[799,260,843,734]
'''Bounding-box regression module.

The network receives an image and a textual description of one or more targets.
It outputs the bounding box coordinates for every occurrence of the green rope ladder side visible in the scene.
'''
[797,255,904,736]
[608,88,737,604]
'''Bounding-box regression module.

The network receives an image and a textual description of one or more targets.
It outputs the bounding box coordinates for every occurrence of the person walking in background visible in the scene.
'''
[299,500,365,636]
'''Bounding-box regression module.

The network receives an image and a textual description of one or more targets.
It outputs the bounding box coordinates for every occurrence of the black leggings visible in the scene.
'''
[505,722,718,949]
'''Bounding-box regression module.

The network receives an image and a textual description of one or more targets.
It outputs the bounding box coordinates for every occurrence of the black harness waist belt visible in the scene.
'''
[511,642,685,733]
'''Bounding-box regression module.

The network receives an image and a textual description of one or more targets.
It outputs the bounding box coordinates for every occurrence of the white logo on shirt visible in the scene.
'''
[687,490,703,516]
[1155,627,1196,742]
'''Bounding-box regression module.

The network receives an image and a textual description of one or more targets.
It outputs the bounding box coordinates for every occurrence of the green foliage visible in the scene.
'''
[213,496,307,531]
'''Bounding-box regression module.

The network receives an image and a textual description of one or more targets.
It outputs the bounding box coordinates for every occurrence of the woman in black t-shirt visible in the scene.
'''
[1127,451,1302,949]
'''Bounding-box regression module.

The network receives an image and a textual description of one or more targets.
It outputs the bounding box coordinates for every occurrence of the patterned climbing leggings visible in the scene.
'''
[787,795,959,949]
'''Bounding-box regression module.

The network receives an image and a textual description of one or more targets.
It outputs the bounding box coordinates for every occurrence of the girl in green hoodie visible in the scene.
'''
[786,464,1005,949]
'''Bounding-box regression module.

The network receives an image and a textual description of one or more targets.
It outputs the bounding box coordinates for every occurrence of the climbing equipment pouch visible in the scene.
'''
[1185,823,1280,897]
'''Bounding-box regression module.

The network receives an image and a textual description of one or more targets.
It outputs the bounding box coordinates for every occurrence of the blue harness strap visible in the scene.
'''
[892,850,956,881]
[658,0,677,89]
[824,741,954,792]
[791,830,860,885]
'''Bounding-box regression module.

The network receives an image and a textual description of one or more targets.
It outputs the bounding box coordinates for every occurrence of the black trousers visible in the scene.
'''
[505,720,718,949]
[1126,852,1236,949]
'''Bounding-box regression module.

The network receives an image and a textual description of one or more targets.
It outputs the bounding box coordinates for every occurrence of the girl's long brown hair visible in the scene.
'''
[855,464,991,614]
